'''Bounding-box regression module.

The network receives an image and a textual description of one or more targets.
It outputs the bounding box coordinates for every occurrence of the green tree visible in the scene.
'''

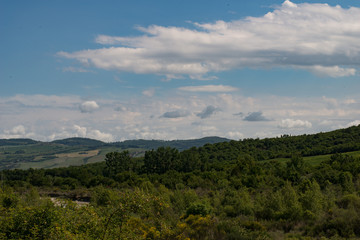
[105,150,131,175]
[285,154,308,183]
[143,147,180,174]
[300,179,324,221]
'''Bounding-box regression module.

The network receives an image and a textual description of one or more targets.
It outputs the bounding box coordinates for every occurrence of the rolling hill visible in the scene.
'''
[0,136,230,170]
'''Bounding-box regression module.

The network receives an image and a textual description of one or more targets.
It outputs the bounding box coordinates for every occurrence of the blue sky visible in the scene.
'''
[1,0,360,142]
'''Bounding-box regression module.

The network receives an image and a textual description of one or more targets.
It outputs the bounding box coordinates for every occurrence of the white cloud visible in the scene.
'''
[2,94,80,108]
[142,88,155,97]
[196,125,219,137]
[346,120,360,127]
[79,101,99,113]
[7,125,26,135]
[278,119,312,129]
[179,85,238,92]
[226,131,244,139]
[87,130,114,142]
[303,65,356,78]
[47,125,113,142]
[59,1,360,79]
[2,94,360,142]
[0,125,36,139]
[73,125,87,137]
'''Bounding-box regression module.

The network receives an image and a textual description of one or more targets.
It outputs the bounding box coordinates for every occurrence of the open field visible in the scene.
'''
[16,147,146,170]
[0,137,228,170]
[264,150,360,166]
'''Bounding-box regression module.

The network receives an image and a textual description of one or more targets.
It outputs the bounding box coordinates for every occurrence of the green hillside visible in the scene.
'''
[0,136,229,170]
[1,125,360,239]
[2,125,360,171]
[112,136,230,151]
[0,138,39,146]
[51,137,106,147]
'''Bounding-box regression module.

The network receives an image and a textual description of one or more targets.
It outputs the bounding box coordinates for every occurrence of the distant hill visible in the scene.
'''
[190,125,360,163]
[49,136,230,151]
[0,138,39,146]
[0,136,230,170]
[52,137,106,147]
[2,125,360,171]
[112,136,230,151]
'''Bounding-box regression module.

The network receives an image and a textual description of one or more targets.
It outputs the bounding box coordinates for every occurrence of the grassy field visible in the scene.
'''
[1,143,115,170]
[15,147,146,170]
[265,150,360,166]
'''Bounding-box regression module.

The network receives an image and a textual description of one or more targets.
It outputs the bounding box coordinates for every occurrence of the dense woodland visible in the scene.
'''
[1,126,360,239]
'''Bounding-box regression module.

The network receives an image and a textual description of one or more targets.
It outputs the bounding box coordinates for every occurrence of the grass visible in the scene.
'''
[14,147,146,170]
[265,150,360,166]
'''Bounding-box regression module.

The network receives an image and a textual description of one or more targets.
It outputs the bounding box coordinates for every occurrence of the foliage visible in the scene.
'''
[2,125,360,238]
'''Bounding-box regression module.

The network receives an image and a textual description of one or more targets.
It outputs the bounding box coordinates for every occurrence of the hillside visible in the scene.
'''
[112,136,230,151]
[1,125,360,171]
[193,125,360,163]
[51,137,106,147]
[1,125,360,239]
[0,136,230,170]
[0,138,39,146]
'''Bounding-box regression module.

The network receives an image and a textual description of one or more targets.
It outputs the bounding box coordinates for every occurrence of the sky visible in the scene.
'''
[1,0,360,142]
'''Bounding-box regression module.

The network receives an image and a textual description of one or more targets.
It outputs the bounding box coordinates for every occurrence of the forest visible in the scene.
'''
[1,126,360,239]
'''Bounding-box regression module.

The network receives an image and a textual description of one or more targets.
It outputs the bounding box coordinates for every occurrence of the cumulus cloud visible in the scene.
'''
[196,105,220,119]
[7,125,26,135]
[48,125,113,142]
[278,119,312,129]
[0,125,34,139]
[243,111,270,122]
[346,120,360,127]
[179,85,238,92]
[58,1,360,79]
[87,129,114,142]
[161,110,190,118]
[226,131,244,139]
[2,93,360,142]
[73,125,87,137]
[79,101,99,113]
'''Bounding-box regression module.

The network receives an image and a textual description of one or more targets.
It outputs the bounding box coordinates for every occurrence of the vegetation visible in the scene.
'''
[1,126,360,239]
[0,137,229,170]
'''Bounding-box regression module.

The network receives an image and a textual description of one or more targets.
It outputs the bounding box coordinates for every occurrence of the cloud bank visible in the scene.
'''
[278,119,312,129]
[1,94,360,141]
[58,1,360,79]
